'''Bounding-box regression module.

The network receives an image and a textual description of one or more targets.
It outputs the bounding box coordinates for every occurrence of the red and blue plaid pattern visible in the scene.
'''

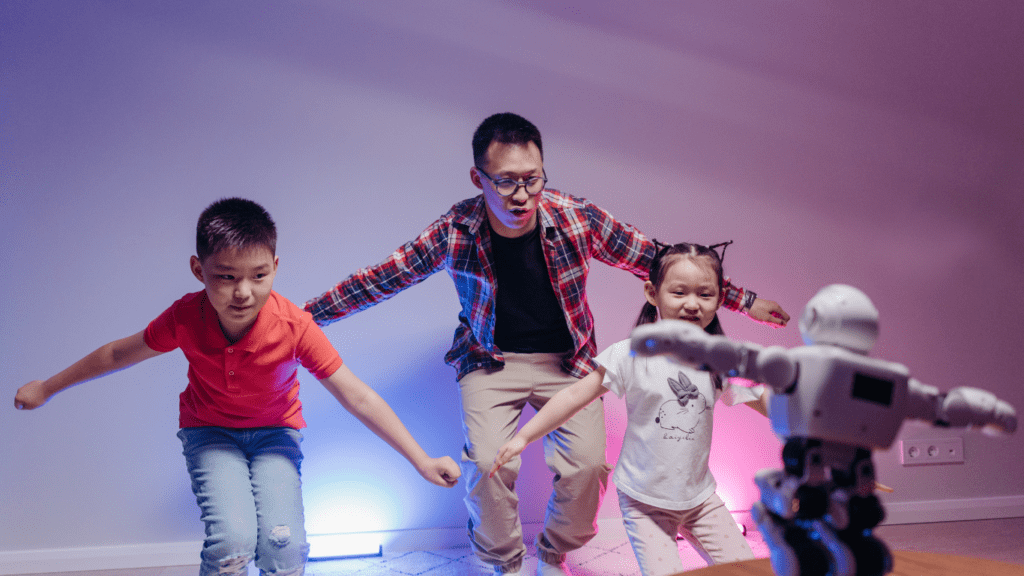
[304,190,745,380]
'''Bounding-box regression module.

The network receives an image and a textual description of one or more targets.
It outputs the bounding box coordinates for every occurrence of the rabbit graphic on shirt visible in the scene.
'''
[655,371,708,440]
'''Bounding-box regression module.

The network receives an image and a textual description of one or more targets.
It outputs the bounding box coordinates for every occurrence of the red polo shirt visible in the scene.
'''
[144,290,344,429]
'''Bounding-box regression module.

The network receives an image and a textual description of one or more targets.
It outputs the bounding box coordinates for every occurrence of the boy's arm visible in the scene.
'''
[318,364,460,488]
[489,367,608,476]
[15,331,165,410]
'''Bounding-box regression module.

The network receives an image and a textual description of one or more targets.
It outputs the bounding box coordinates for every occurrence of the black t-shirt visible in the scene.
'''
[490,223,574,353]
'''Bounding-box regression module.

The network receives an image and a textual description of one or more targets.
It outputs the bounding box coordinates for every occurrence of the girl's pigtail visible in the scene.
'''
[705,314,724,336]
[635,238,671,327]
[635,302,659,327]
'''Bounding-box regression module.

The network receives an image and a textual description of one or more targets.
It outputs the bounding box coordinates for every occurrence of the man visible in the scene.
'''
[305,113,789,576]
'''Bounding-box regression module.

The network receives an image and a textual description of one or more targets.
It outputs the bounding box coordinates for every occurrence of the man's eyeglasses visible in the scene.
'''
[476,167,548,197]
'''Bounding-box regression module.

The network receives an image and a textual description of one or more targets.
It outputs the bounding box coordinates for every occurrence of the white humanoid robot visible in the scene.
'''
[630,284,1017,576]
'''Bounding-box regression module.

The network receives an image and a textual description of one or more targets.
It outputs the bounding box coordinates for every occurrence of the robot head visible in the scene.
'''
[799,284,879,353]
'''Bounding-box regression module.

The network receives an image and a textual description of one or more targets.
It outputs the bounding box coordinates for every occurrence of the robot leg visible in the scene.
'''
[831,450,893,576]
[752,502,830,576]
[755,469,853,576]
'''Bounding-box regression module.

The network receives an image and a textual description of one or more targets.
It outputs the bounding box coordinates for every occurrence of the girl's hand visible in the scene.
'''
[489,437,527,478]
[14,380,51,410]
[747,298,790,327]
[417,456,461,488]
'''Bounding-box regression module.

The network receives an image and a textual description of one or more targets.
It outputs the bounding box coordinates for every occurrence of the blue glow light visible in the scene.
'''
[307,533,383,560]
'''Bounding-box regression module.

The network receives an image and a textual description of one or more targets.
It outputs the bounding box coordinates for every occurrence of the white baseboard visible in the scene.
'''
[881,494,1024,525]
[4,498,1022,575]
[0,528,479,575]
[0,541,202,575]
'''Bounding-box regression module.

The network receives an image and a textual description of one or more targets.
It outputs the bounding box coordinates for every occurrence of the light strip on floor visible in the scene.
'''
[307,533,383,560]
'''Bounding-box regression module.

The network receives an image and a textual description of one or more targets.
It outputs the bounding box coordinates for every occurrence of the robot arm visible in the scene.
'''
[630,320,798,392]
[632,320,1019,436]
[907,379,1017,435]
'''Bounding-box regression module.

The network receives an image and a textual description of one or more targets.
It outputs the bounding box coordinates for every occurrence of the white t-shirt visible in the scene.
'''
[597,338,763,510]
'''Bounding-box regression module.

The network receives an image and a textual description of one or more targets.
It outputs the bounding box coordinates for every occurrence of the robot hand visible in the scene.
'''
[631,320,798,391]
[630,320,739,371]
[906,380,1017,435]
[939,386,1017,435]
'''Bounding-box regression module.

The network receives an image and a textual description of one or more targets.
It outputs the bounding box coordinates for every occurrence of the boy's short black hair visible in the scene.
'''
[472,112,544,168]
[196,198,277,262]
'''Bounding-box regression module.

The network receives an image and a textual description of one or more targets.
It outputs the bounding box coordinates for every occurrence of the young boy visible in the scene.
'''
[14,198,460,576]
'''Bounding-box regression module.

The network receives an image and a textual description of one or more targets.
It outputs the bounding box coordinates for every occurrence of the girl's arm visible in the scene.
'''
[746,387,770,418]
[319,364,460,488]
[15,331,165,410]
[489,366,608,476]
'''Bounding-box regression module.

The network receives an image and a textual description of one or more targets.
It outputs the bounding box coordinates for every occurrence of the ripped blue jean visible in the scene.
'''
[178,427,309,576]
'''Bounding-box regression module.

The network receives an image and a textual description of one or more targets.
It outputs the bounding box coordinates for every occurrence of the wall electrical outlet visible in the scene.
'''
[899,437,964,466]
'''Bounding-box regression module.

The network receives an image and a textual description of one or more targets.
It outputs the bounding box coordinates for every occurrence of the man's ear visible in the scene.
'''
[644,281,658,307]
[190,255,205,283]
[470,166,484,190]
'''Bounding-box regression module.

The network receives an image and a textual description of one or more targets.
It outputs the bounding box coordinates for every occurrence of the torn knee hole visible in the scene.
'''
[269,524,292,547]
[218,555,251,575]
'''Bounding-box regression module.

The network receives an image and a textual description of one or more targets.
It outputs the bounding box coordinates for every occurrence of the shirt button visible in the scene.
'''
[229,371,235,376]
[227,348,234,353]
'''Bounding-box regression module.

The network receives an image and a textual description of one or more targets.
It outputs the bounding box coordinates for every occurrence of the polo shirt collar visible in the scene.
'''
[202,291,274,352]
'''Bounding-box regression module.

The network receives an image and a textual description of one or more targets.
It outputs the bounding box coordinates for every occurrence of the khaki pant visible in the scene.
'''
[459,352,610,573]
[618,490,754,576]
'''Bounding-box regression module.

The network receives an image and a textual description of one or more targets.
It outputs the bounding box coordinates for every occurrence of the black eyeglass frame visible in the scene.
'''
[475,166,548,197]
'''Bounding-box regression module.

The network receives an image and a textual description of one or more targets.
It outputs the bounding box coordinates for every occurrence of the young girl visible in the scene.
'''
[490,242,769,576]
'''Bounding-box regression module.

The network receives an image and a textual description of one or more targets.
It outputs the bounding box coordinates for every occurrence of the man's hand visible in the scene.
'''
[418,456,461,488]
[15,380,51,410]
[747,298,790,327]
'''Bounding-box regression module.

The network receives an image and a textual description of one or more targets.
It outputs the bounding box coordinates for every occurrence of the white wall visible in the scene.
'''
[2,0,1022,570]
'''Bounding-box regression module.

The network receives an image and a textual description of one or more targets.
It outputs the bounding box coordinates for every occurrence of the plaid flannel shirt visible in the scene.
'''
[304,189,746,380]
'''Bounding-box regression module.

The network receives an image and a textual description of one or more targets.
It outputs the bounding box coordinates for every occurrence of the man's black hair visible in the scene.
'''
[472,112,543,168]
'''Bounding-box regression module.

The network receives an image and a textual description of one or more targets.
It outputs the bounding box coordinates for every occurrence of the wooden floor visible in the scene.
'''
[7,517,1024,576]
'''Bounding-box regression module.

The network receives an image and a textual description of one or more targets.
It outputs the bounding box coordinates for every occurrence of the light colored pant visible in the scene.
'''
[178,427,308,576]
[618,490,754,576]
[459,352,611,573]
